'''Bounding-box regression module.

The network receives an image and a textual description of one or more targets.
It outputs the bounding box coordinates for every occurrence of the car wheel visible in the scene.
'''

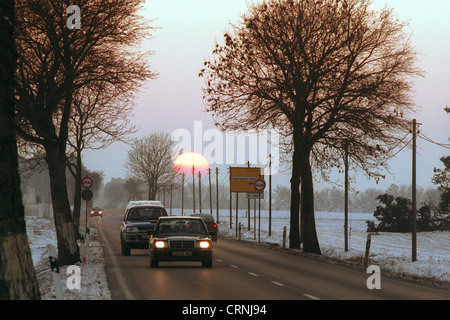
[150,255,159,268]
[202,259,212,268]
[121,238,131,256]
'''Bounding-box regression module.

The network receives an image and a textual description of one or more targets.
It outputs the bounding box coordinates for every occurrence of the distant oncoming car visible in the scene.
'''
[189,213,218,241]
[148,216,213,268]
[120,201,168,256]
[90,207,103,217]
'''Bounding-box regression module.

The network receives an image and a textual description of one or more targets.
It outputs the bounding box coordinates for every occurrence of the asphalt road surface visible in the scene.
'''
[96,208,450,300]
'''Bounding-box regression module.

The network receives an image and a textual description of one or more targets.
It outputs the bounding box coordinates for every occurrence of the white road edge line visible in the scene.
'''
[99,225,135,300]
[303,294,321,300]
[271,281,285,287]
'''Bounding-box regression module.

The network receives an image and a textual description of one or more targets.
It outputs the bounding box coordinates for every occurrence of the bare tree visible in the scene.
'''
[126,133,179,200]
[0,0,41,299]
[201,0,422,253]
[124,176,146,201]
[15,0,156,264]
[67,82,137,238]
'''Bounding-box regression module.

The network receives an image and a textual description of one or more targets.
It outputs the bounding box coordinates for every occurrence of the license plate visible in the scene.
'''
[172,251,192,256]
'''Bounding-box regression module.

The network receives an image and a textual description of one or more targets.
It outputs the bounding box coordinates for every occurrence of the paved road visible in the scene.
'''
[97,208,450,300]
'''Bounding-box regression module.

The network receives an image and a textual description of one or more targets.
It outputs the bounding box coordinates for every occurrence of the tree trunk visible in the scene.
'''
[45,144,80,265]
[72,150,83,240]
[0,0,41,299]
[299,146,321,255]
[289,137,301,249]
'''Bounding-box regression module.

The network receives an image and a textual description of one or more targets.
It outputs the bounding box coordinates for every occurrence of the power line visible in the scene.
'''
[417,131,450,149]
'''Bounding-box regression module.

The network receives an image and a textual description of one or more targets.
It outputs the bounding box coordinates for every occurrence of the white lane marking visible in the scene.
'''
[248,272,259,277]
[303,294,321,300]
[230,264,239,269]
[271,281,285,287]
[99,225,135,300]
[216,259,223,262]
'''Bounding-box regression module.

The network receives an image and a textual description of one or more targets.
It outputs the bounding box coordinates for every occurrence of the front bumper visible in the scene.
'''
[122,232,150,248]
[151,248,212,262]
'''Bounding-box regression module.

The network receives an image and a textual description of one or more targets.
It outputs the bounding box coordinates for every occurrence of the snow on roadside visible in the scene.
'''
[26,217,111,300]
[217,209,450,287]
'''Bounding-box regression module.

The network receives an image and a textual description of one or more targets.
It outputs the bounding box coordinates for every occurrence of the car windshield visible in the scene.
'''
[155,219,207,236]
[126,207,166,221]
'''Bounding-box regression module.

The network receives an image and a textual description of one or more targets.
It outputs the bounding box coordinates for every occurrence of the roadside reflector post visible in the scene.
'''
[47,244,64,300]
[364,233,372,268]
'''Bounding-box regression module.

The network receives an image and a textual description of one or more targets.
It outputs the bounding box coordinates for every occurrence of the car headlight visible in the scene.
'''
[198,241,211,249]
[126,227,139,233]
[154,240,167,249]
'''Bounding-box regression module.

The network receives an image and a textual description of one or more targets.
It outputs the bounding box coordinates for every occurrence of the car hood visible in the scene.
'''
[155,235,210,240]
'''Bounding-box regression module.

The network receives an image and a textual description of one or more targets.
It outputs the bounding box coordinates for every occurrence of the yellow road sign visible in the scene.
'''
[229,167,264,193]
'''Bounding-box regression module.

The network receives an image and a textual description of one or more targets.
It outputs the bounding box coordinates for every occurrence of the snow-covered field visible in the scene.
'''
[26,209,449,299]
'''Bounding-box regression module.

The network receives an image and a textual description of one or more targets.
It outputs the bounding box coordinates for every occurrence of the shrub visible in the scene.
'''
[366,193,448,232]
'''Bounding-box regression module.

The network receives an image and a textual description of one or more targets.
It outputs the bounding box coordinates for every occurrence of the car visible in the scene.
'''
[189,213,218,241]
[90,207,103,217]
[120,201,168,256]
[148,216,213,268]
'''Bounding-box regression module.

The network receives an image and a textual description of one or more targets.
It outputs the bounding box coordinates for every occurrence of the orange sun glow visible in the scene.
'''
[173,152,209,175]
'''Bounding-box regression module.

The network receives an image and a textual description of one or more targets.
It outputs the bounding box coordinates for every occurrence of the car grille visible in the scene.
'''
[169,240,195,249]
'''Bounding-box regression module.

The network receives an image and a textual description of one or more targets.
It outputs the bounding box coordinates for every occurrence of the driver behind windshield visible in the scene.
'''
[127,208,163,220]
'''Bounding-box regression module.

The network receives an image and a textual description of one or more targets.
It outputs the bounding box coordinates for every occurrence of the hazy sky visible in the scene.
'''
[84,0,449,193]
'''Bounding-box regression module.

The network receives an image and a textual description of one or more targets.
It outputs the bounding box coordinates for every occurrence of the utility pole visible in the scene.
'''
[192,165,195,213]
[216,167,219,222]
[412,119,417,262]
[198,171,202,213]
[247,161,251,231]
[269,154,272,237]
[344,140,349,252]
[236,192,239,238]
[209,168,212,215]
[229,166,232,229]
[181,173,184,216]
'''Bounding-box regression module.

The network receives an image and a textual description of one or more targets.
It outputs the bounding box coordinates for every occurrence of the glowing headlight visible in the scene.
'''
[126,227,139,233]
[154,241,167,249]
[199,241,211,249]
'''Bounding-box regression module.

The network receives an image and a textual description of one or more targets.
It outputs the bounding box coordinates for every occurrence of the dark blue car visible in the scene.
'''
[120,201,167,256]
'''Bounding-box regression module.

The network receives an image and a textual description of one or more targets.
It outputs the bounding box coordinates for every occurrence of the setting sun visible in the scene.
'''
[173,152,209,175]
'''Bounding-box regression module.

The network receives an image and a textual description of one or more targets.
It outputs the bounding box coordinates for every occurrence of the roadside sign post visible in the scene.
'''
[229,167,264,239]
[81,176,94,253]
[253,179,266,243]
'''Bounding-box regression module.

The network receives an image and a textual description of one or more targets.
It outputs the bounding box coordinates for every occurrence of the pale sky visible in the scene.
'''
[84,0,450,193]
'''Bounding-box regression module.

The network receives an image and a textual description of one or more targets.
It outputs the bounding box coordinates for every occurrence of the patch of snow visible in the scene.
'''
[26,217,111,300]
